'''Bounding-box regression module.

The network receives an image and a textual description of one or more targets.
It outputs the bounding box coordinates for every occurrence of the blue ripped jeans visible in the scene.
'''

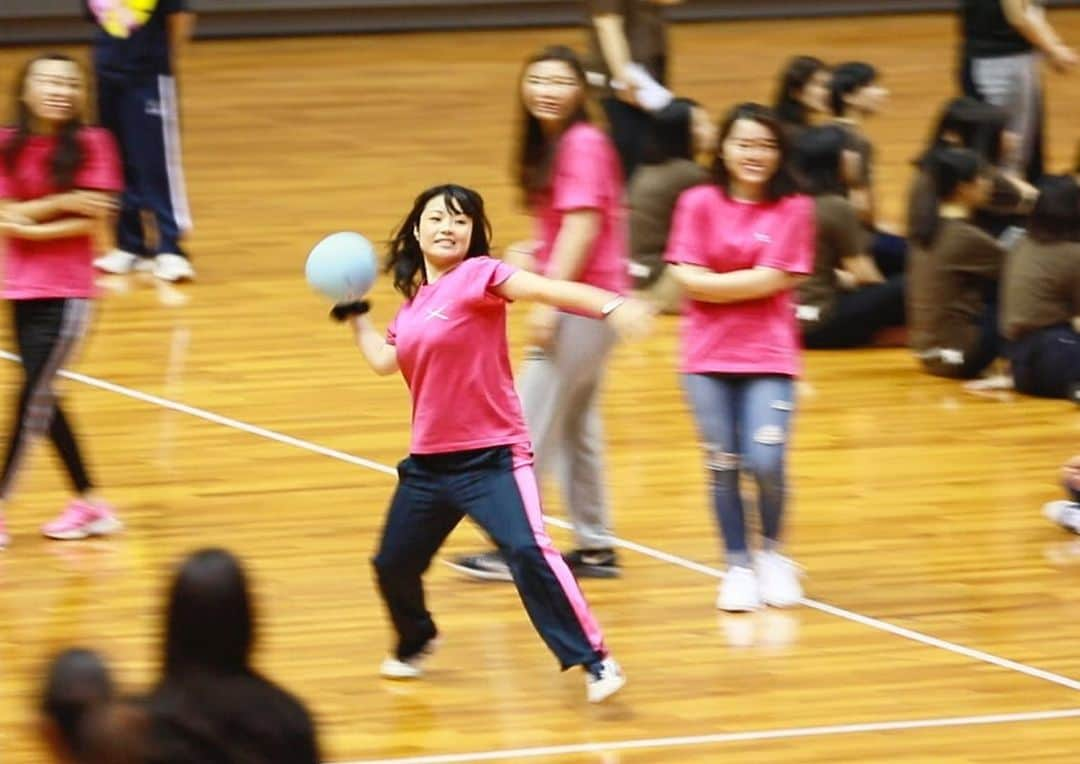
[682,374,795,566]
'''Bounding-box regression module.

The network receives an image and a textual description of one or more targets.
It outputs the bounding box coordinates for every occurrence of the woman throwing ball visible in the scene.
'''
[336,183,651,703]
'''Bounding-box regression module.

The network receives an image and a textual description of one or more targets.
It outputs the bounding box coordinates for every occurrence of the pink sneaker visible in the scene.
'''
[0,514,9,549]
[41,500,123,541]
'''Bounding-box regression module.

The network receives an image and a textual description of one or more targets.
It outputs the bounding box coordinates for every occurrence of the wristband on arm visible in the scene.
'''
[330,300,371,322]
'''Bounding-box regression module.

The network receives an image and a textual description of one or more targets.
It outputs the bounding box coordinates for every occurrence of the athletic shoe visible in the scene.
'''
[445,550,513,582]
[755,552,804,608]
[152,254,196,282]
[1044,500,1080,534]
[0,514,8,550]
[41,500,123,541]
[379,637,440,680]
[585,657,626,703]
[564,548,620,578]
[93,249,142,274]
[717,565,762,612]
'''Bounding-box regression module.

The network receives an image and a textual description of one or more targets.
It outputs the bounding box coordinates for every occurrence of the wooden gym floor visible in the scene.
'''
[1,10,1080,763]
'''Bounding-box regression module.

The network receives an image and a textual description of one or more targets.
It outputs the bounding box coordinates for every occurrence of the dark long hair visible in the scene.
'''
[1028,175,1080,244]
[829,61,877,118]
[774,55,826,127]
[386,184,493,299]
[4,53,86,190]
[641,97,697,165]
[153,549,320,764]
[515,45,590,201]
[41,648,114,758]
[918,97,1009,167]
[793,125,849,196]
[163,548,254,680]
[910,147,984,248]
[713,102,798,203]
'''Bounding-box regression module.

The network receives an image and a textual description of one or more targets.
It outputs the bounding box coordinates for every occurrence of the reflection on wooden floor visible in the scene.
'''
[2,10,1080,763]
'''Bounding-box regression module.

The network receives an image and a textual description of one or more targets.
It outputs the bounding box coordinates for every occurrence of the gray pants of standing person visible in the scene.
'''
[970,51,1043,179]
[518,312,618,551]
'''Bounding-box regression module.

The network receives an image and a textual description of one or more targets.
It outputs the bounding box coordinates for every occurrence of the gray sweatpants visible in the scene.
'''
[518,312,617,550]
[970,51,1042,176]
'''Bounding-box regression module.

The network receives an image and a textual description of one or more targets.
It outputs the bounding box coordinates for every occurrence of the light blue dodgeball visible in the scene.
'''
[305,232,378,302]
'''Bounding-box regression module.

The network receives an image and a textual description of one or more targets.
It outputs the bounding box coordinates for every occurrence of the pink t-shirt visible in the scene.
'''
[386,256,531,455]
[0,127,122,300]
[533,122,628,296]
[664,186,815,376]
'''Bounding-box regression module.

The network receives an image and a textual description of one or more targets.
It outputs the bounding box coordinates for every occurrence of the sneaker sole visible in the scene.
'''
[380,637,440,680]
[153,272,195,283]
[379,661,423,680]
[762,595,803,608]
[43,517,124,541]
[717,597,763,613]
[443,559,513,582]
[587,674,627,703]
[570,565,621,579]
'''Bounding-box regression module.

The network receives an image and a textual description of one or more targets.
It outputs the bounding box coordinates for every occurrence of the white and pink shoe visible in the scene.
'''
[41,500,123,541]
[0,513,9,549]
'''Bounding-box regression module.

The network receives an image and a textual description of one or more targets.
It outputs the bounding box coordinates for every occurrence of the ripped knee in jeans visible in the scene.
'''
[752,425,787,446]
[703,444,740,472]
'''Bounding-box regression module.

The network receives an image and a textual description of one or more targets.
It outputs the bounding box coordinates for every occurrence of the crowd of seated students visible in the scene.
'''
[628,54,1078,399]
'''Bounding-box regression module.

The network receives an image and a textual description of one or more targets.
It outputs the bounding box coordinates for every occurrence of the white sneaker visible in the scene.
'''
[152,254,195,282]
[717,566,762,612]
[93,249,141,274]
[379,638,439,680]
[585,657,625,703]
[756,552,804,608]
[1044,500,1080,534]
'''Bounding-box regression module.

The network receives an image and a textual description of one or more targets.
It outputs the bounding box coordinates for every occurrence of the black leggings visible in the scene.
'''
[0,298,94,499]
[802,274,907,349]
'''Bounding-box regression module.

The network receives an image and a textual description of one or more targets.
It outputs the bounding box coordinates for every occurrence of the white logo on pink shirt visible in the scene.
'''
[425,306,450,321]
[754,232,773,243]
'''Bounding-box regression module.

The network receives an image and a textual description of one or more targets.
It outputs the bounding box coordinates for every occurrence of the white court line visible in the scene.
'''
[6,350,1079,693]
[333,708,1080,764]
[0,350,397,479]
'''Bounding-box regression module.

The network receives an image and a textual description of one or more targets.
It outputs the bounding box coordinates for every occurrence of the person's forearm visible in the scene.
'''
[351,316,398,375]
[593,15,632,83]
[543,213,600,282]
[1005,0,1065,54]
[535,278,619,316]
[2,194,71,222]
[674,266,796,303]
[3,217,96,240]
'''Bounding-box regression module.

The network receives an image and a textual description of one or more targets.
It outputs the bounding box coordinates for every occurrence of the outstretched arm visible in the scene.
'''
[493,269,653,341]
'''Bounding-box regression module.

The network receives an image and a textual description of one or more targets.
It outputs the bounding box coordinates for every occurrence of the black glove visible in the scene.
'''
[330,300,371,322]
